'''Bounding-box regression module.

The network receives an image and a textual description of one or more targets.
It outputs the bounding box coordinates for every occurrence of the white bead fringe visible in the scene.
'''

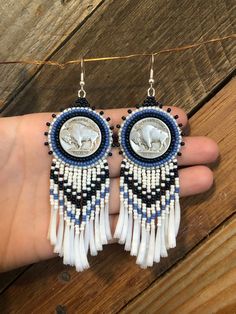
[114,159,181,269]
[48,159,111,272]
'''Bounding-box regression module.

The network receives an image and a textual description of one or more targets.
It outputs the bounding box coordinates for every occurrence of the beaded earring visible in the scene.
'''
[114,55,184,268]
[45,59,113,271]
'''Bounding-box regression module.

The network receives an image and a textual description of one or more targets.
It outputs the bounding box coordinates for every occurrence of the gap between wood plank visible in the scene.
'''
[118,210,236,314]
[188,68,236,119]
[0,0,106,115]
[0,266,29,295]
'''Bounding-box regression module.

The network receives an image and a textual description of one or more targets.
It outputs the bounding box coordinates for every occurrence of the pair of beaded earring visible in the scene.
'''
[45,56,184,271]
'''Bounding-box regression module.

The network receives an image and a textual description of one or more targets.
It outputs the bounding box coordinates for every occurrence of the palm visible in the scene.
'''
[0,108,218,271]
[0,113,54,270]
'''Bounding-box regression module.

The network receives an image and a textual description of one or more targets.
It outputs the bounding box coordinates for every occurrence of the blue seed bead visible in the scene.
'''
[124,192,128,199]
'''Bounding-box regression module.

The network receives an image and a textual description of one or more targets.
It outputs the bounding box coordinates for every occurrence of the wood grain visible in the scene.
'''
[0,76,235,314]
[0,0,104,110]
[1,0,236,116]
[122,214,236,314]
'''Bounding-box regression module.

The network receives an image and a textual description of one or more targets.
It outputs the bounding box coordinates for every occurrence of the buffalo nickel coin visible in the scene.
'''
[59,117,102,157]
[129,117,171,158]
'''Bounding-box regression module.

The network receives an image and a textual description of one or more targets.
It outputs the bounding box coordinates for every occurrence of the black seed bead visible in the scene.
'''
[167,108,171,113]
[178,123,183,127]
[108,152,112,156]
[52,113,56,118]
[112,143,116,147]
[110,126,114,130]
[46,122,50,126]
[119,151,123,155]
[44,142,49,146]
[116,124,121,128]
[127,109,132,114]
[181,132,185,136]
[44,132,48,136]
[48,151,53,155]
[106,117,111,121]
[91,106,96,110]
[174,115,179,119]
[74,97,90,108]
[100,111,104,115]
[122,116,126,120]
[143,96,156,107]
[177,152,182,156]
[181,142,185,146]
[136,105,140,109]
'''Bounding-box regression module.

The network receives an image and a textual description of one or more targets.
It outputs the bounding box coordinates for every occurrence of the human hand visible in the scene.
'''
[0,107,219,271]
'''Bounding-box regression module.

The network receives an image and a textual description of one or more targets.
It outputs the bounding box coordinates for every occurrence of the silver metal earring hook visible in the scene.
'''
[78,58,86,98]
[147,54,155,97]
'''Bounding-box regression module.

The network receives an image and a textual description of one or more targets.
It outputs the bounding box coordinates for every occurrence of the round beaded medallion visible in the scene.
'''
[119,107,182,168]
[48,107,112,167]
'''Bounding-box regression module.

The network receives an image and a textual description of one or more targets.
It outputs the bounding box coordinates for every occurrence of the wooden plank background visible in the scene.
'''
[0,75,235,314]
[0,0,235,313]
[0,0,105,110]
[1,0,236,116]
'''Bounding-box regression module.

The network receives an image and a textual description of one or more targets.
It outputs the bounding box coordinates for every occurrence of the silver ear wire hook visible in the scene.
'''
[78,57,86,98]
[147,54,155,97]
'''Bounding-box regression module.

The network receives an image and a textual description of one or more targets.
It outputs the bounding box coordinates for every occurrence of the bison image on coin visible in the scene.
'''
[129,117,171,159]
[59,117,101,157]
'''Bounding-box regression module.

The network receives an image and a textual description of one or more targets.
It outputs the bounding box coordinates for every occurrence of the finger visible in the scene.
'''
[178,165,214,196]
[107,148,122,177]
[178,136,219,166]
[109,214,119,240]
[103,106,188,134]
[109,165,214,214]
[108,136,219,177]
[108,178,120,214]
